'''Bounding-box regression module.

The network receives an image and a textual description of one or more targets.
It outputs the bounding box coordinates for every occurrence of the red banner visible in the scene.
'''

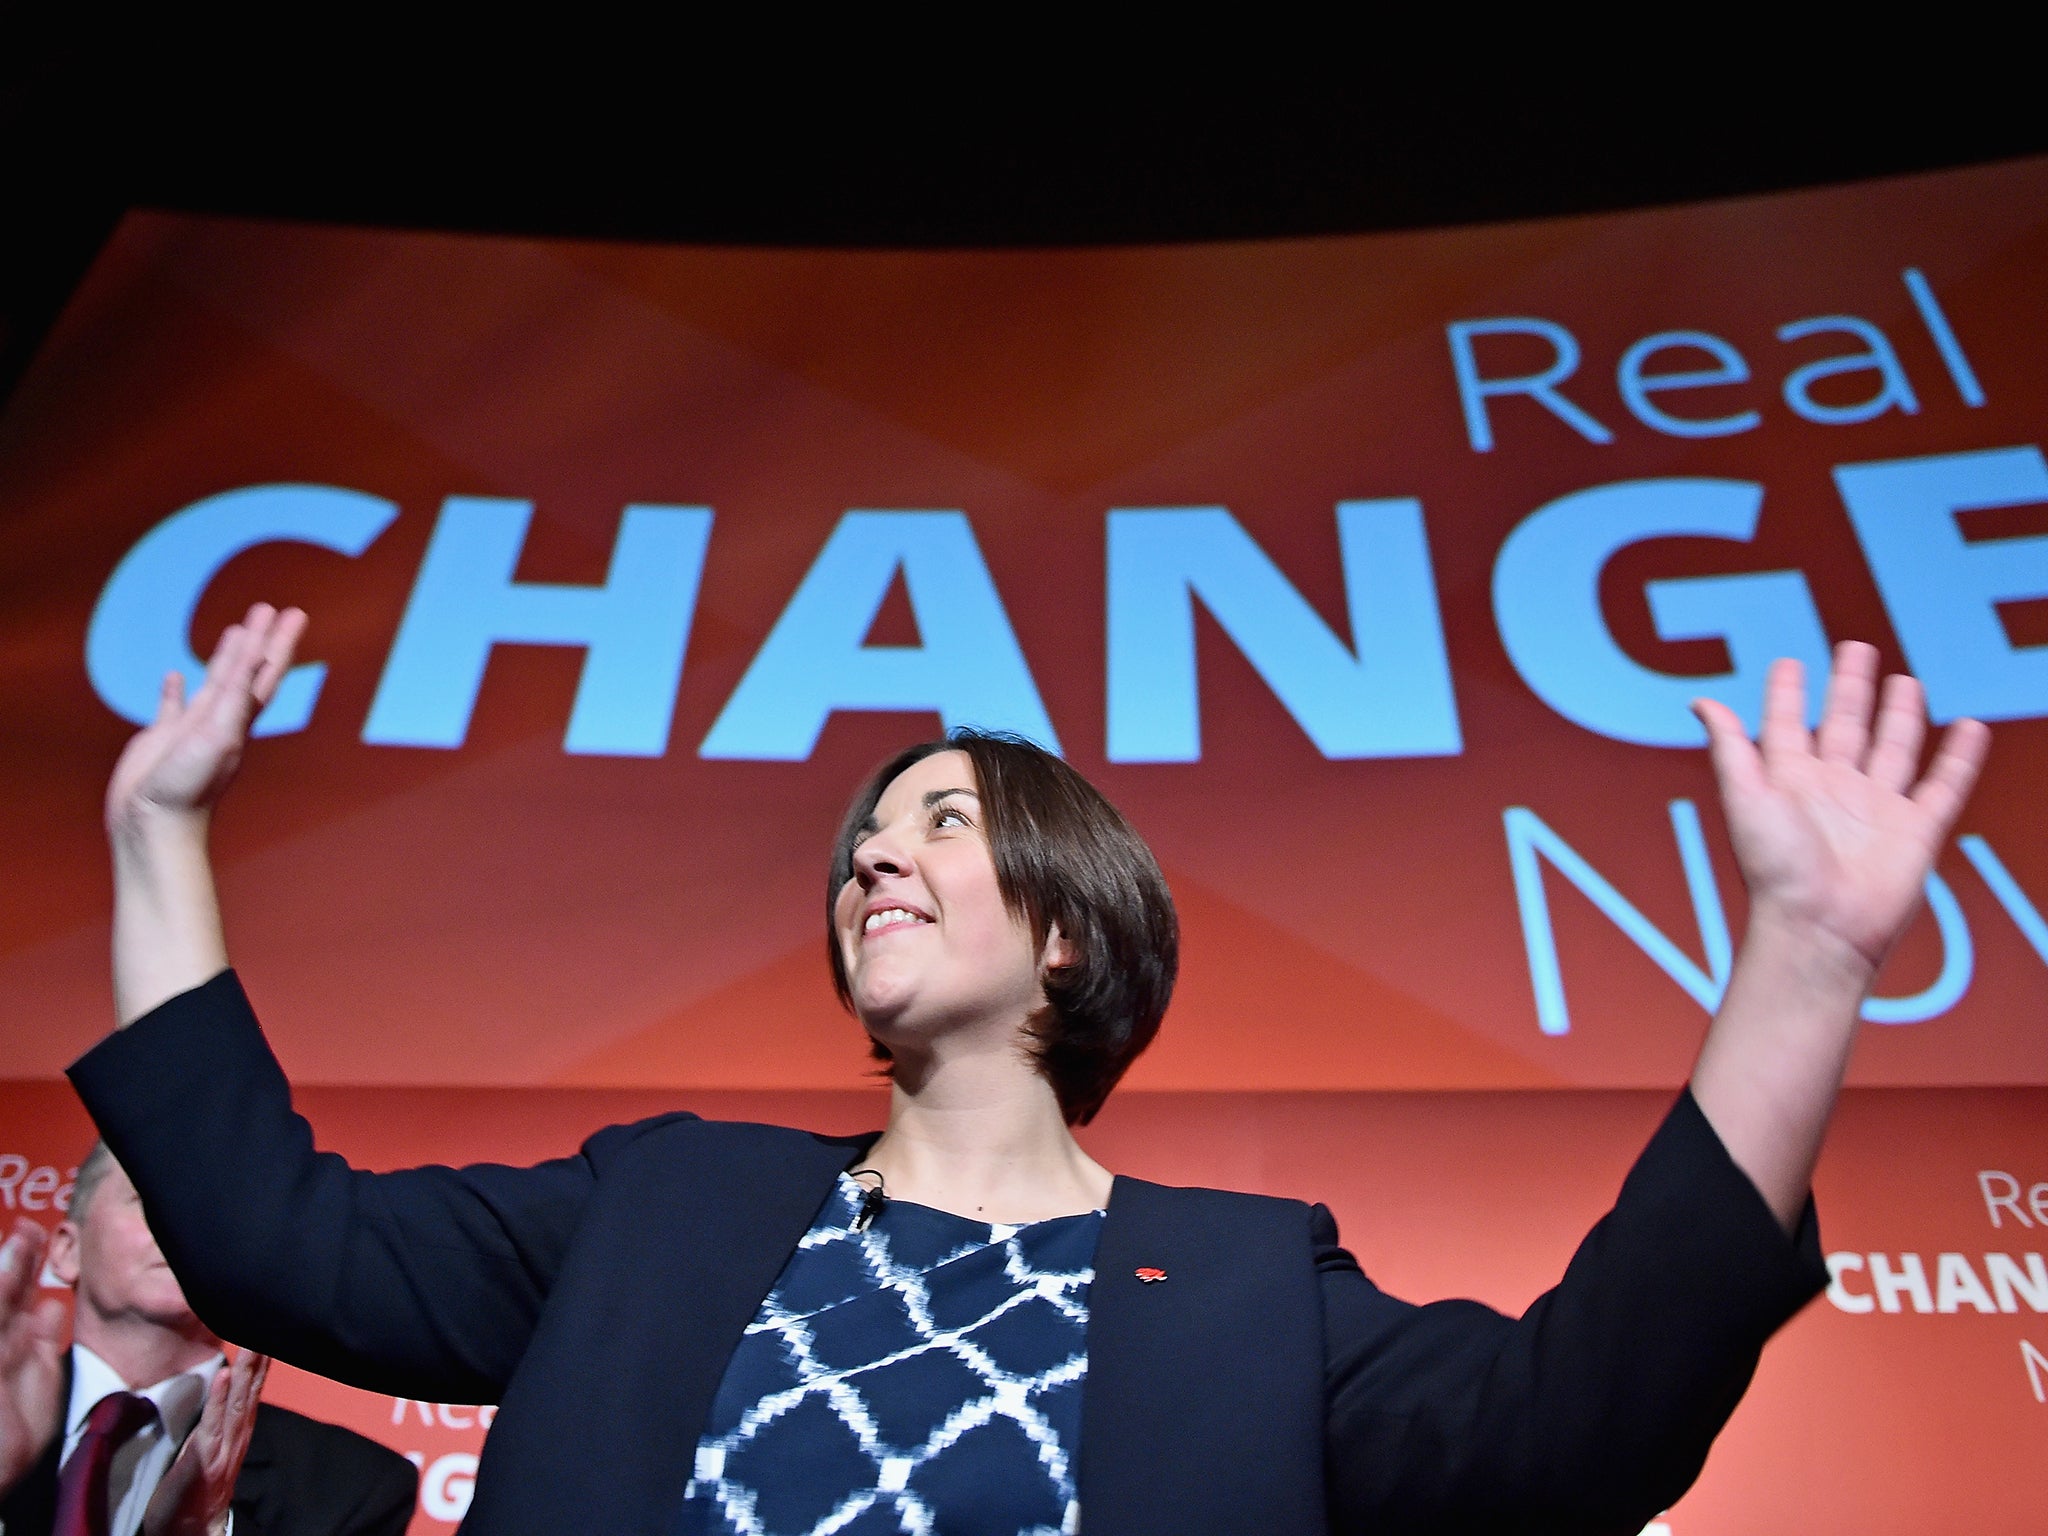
[4,158,2047,1531]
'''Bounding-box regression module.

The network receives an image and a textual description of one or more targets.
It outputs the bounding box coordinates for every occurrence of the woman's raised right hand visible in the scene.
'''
[105,604,308,837]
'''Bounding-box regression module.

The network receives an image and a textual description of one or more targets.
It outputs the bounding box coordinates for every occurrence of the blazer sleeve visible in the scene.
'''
[67,970,694,1404]
[1320,1089,1827,1536]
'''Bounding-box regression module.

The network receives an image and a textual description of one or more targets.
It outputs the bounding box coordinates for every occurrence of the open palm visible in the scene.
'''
[1697,643,1990,976]
[106,605,307,831]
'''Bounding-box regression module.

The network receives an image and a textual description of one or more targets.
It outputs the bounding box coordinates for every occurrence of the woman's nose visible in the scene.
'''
[851,826,911,883]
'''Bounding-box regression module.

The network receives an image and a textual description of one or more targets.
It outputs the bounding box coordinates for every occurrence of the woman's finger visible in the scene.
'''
[1814,641,1878,766]
[223,606,278,694]
[197,618,251,694]
[1911,717,1992,833]
[1757,658,1813,772]
[1863,673,1927,795]
[248,609,307,710]
[198,606,298,721]
[152,671,187,728]
[1694,696,1766,802]
[191,616,270,733]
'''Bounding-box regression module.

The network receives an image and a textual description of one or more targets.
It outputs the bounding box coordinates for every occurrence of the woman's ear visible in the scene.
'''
[1042,923,1078,972]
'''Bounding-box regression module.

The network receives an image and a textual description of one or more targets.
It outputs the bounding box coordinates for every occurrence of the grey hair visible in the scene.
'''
[66,1142,118,1224]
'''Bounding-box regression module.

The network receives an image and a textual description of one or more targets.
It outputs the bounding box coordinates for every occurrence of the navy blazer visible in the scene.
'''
[71,973,1825,1535]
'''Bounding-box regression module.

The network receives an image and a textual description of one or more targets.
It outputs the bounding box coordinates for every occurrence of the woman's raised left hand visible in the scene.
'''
[1694,641,1990,987]
[1690,642,1992,1227]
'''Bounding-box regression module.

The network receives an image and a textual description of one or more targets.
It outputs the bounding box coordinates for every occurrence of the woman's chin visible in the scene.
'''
[855,995,965,1062]
[852,985,918,1038]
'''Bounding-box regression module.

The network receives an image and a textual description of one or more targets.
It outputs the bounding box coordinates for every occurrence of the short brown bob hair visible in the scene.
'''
[827,729,1178,1125]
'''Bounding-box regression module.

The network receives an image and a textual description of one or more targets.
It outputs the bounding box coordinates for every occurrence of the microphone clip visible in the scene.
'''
[848,1168,888,1233]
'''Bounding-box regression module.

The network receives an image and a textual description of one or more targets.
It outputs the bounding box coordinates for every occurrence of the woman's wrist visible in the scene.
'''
[110,809,216,919]
[110,807,229,1026]
[1735,899,1880,1010]
[108,795,212,852]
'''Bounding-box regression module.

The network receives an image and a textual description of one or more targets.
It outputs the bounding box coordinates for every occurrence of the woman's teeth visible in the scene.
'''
[864,908,928,933]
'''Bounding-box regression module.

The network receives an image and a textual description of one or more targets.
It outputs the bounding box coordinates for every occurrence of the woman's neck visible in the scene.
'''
[863,1047,1111,1224]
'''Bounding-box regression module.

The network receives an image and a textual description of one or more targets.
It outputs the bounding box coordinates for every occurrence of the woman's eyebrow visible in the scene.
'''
[856,788,976,839]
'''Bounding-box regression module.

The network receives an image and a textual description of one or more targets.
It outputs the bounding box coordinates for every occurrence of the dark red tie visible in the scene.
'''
[51,1391,158,1536]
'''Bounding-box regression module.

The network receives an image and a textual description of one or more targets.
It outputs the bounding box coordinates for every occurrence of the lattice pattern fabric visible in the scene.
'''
[678,1174,1103,1535]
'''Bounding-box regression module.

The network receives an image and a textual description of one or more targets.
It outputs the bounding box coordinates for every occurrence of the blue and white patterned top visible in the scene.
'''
[677,1173,1104,1536]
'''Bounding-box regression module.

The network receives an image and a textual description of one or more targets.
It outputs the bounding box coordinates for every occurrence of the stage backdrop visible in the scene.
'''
[3,156,2046,1532]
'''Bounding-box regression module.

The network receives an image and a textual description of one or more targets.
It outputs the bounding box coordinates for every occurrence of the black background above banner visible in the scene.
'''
[4,23,2045,404]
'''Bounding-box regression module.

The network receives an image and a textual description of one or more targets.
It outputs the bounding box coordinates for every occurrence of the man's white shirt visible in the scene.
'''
[62,1344,224,1536]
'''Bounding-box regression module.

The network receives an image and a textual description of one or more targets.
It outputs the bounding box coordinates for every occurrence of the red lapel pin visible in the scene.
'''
[1134,1266,1167,1283]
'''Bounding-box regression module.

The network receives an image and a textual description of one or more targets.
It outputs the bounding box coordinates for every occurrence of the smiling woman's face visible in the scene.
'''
[832,750,1054,1050]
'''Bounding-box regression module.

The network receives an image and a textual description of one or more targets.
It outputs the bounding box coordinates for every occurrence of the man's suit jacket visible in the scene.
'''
[72,972,1826,1536]
[0,1357,417,1536]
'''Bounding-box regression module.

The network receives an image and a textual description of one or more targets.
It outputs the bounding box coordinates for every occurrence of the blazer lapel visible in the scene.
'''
[1080,1178,1327,1536]
[635,1121,882,1458]
[470,1119,878,1536]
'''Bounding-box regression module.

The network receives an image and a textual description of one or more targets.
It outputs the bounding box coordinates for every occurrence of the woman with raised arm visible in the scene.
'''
[76,602,1987,1536]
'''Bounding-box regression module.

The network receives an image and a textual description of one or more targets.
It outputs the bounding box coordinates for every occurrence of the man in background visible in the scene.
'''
[0,1146,416,1536]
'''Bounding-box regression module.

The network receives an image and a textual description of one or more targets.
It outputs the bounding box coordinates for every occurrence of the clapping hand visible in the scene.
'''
[142,1348,270,1536]
[0,1218,65,1498]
